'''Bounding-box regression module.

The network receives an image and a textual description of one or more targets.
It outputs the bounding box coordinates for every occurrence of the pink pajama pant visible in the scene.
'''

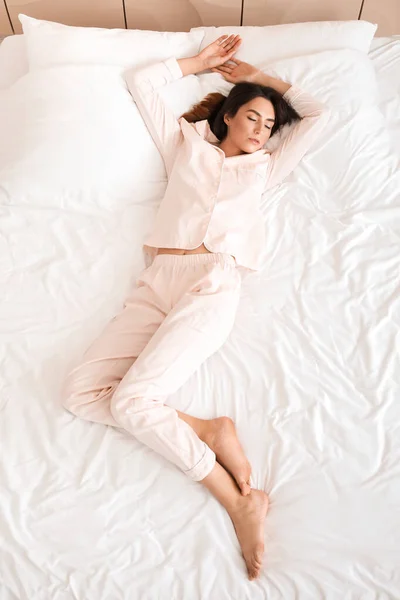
[62,252,241,481]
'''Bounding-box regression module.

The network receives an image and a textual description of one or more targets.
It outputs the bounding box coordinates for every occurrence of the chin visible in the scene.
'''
[239,141,261,155]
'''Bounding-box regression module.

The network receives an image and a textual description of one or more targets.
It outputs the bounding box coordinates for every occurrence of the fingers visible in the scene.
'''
[210,69,230,82]
[213,64,232,73]
[224,47,241,62]
[226,37,242,54]
[218,34,241,52]
[217,33,236,45]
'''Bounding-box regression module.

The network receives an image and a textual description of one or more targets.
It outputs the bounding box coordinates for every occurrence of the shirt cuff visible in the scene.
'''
[164,56,184,80]
[282,84,330,118]
[282,84,302,102]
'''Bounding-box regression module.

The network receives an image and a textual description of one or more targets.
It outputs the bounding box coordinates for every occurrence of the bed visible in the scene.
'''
[0,23,399,599]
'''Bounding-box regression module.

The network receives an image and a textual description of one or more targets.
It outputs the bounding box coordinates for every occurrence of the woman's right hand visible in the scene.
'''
[210,58,260,84]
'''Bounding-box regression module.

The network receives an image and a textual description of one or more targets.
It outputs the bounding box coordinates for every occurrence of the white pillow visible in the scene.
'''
[198,48,378,112]
[191,20,378,65]
[0,65,201,212]
[18,13,204,71]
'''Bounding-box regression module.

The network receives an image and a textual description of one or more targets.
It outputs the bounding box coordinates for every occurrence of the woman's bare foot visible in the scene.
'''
[203,417,252,496]
[229,489,269,581]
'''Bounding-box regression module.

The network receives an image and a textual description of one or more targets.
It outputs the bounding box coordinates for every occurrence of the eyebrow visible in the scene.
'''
[246,109,275,122]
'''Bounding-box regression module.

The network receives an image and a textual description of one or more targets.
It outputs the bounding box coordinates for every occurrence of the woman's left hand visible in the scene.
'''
[210,58,260,84]
[198,34,242,70]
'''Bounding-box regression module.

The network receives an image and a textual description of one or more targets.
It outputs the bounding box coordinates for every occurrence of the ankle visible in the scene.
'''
[202,417,220,446]
[203,416,233,447]
[226,490,249,517]
[200,461,246,513]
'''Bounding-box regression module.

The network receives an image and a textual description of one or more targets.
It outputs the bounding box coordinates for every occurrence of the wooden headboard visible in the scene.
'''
[1,0,399,37]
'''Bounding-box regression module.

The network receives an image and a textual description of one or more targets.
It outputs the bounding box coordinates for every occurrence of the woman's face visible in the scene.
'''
[222,97,275,156]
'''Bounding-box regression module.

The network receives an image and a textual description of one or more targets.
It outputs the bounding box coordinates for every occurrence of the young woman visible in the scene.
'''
[62,34,331,581]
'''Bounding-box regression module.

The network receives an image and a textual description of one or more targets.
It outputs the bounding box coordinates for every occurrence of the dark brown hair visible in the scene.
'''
[180,81,302,141]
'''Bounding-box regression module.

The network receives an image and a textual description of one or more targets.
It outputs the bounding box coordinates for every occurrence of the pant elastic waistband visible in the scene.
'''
[153,252,236,268]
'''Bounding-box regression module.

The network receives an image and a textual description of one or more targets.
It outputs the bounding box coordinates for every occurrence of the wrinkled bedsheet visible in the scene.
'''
[0,35,399,600]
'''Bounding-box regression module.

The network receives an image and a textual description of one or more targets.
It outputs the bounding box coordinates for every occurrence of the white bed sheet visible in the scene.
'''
[0,35,400,599]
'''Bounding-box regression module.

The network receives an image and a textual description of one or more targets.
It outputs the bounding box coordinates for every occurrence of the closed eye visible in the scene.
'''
[248,117,271,130]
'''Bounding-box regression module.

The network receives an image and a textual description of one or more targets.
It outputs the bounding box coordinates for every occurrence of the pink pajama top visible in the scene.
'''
[124,57,330,272]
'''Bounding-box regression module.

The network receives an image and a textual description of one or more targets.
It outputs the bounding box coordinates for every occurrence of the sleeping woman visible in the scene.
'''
[61,34,330,581]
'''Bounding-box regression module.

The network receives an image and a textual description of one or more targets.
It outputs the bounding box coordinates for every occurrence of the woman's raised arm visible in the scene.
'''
[124,57,186,179]
[261,82,331,192]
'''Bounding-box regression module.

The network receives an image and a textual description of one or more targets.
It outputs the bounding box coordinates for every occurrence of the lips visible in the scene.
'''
[249,138,260,145]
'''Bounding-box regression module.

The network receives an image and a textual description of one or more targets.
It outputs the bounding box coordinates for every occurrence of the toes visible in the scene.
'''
[247,555,262,580]
[240,480,251,496]
[248,565,260,581]
[245,462,252,483]
[239,463,252,495]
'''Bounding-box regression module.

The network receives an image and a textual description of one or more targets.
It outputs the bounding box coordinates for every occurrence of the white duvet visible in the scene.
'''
[0,36,400,599]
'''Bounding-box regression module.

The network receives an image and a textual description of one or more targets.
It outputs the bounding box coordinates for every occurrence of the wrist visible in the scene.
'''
[254,71,291,95]
[177,55,206,77]
[194,55,207,73]
[252,70,270,86]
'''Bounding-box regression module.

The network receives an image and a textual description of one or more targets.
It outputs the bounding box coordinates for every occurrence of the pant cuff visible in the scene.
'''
[184,443,216,482]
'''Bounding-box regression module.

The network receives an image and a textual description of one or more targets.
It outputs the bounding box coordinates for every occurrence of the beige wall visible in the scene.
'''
[2,0,399,36]
[0,0,12,35]
[361,0,400,36]
[243,0,362,26]
[7,0,125,33]
[125,0,242,31]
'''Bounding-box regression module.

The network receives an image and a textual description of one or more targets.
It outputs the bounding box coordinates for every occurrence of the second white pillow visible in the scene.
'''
[191,20,378,66]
